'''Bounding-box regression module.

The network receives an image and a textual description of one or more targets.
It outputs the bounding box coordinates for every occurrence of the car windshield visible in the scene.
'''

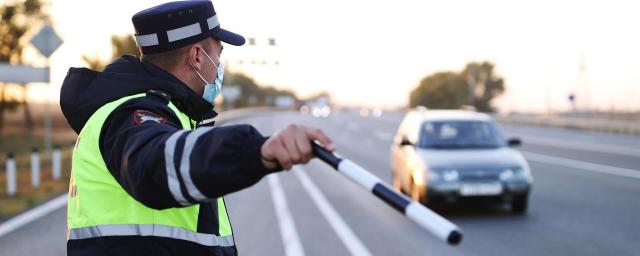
[418,120,505,149]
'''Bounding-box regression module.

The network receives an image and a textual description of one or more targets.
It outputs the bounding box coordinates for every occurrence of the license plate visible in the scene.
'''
[460,183,503,196]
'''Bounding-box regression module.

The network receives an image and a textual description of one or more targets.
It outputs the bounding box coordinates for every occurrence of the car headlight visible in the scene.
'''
[442,169,459,182]
[500,168,515,180]
[501,167,528,180]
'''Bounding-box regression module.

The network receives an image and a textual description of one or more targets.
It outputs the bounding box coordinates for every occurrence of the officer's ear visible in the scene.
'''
[187,44,205,71]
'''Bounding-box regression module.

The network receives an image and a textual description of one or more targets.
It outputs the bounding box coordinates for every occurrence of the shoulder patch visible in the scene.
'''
[133,110,168,125]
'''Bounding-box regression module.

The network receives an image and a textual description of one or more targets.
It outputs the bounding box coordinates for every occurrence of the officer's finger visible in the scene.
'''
[295,129,313,164]
[272,137,293,170]
[305,127,335,151]
[282,129,302,164]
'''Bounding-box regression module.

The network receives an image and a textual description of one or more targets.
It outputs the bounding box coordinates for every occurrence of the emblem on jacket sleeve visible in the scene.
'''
[133,110,168,125]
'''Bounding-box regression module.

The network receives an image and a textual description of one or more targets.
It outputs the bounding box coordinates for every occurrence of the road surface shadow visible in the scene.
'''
[428,202,529,220]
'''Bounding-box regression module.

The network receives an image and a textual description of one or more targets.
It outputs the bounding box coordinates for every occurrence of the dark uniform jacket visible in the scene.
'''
[60,55,279,255]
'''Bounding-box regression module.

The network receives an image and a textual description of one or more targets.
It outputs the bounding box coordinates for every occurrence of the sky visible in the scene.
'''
[14,0,640,113]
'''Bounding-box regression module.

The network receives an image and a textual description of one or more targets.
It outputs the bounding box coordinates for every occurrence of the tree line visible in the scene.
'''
[0,0,49,133]
[409,62,505,112]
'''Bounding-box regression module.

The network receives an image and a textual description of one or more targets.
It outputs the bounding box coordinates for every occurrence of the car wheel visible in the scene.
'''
[511,195,528,214]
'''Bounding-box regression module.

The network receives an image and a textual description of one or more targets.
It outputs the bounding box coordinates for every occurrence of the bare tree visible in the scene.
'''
[82,34,139,71]
[0,0,49,133]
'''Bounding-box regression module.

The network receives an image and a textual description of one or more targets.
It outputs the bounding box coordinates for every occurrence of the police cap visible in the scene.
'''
[132,0,245,54]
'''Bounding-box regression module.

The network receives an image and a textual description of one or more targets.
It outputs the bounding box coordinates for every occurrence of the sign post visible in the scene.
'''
[29,24,63,153]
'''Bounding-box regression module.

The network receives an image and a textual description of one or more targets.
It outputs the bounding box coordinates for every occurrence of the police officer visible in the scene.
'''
[60,1,334,255]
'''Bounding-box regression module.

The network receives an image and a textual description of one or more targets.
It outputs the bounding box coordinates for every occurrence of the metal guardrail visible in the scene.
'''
[494,115,640,135]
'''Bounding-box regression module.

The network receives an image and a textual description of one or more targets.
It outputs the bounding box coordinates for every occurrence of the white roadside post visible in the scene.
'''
[52,145,62,180]
[31,148,41,188]
[6,153,17,196]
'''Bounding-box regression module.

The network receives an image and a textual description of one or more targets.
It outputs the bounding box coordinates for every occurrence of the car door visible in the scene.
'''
[390,117,408,180]
[390,113,420,191]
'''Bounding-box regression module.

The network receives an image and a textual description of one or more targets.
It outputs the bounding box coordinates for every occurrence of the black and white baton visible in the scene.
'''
[312,142,463,245]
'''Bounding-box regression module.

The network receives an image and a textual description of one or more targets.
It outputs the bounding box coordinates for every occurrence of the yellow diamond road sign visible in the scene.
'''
[30,24,63,58]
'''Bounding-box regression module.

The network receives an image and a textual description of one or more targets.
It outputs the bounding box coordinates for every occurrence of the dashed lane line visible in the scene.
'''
[294,167,373,256]
[267,174,306,256]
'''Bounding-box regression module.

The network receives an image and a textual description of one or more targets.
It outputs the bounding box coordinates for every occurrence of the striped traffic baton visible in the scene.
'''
[312,142,463,245]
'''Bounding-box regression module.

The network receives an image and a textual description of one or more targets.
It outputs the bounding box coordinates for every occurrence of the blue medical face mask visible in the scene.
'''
[192,50,223,103]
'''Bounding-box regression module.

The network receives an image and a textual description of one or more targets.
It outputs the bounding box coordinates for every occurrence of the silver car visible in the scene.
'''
[390,109,533,213]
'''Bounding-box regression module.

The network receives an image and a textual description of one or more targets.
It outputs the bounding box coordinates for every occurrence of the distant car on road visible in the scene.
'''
[389,109,533,213]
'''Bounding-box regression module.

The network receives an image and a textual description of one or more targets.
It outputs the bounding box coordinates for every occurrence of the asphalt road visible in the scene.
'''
[1,110,638,256]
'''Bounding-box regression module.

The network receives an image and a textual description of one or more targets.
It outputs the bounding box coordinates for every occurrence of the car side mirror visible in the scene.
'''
[400,138,415,147]
[508,138,522,147]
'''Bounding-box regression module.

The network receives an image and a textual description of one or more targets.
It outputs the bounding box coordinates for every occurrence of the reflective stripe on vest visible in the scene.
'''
[69,224,234,247]
[67,93,233,246]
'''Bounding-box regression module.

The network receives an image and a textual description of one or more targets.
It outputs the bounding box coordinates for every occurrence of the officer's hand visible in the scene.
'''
[261,124,335,170]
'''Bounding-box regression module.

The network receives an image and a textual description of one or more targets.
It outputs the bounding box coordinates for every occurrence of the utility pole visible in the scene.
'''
[30,24,63,153]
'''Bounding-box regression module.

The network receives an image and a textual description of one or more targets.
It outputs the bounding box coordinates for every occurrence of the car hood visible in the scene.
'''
[416,147,526,170]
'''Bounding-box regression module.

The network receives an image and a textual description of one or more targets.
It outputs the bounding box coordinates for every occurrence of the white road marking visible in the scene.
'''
[0,193,67,237]
[267,175,306,256]
[510,133,640,157]
[523,151,640,180]
[294,167,373,256]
